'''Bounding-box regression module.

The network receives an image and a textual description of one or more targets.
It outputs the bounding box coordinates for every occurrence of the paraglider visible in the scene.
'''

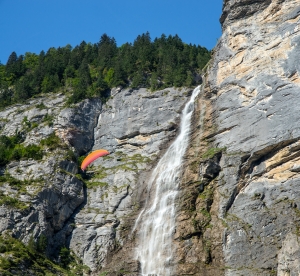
[81,149,109,171]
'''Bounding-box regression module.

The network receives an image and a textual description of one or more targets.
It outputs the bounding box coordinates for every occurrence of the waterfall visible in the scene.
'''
[135,85,201,275]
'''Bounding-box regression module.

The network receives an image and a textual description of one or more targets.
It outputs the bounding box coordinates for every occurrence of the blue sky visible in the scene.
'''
[0,0,223,64]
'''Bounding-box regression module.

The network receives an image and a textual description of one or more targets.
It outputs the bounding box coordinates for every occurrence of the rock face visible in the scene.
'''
[0,94,102,259]
[1,1,300,275]
[69,87,191,273]
[174,0,300,275]
[0,86,191,274]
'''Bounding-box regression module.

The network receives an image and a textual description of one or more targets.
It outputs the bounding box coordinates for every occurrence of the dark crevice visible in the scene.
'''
[225,187,238,213]
[180,231,202,240]
[276,83,291,91]
[116,123,178,141]
[117,131,140,140]
[239,138,298,178]
[46,181,88,259]
[225,138,300,213]
[183,153,223,237]
[141,95,160,99]
[112,186,129,213]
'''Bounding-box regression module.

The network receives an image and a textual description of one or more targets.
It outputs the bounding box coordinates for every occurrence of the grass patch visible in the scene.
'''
[200,208,211,219]
[190,160,199,173]
[0,173,46,205]
[22,116,38,132]
[85,181,108,189]
[0,173,28,189]
[0,194,28,210]
[42,113,54,127]
[202,147,226,159]
[113,152,151,172]
[35,102,47,109]
[198,187,214,200]
[93,166,108,179]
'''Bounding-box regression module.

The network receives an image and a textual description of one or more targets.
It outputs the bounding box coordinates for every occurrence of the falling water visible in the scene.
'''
[135,85,201,275]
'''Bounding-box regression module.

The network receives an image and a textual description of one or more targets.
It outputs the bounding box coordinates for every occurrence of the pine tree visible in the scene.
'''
[6,52,25,80]
[6,52,18,70]
[0,32,211,108]
[97,34,117,69]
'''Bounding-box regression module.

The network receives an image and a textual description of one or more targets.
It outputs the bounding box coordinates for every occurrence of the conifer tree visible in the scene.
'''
[0,32,211,108]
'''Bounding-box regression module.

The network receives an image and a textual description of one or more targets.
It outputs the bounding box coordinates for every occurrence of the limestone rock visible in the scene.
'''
[0,93,101,258]
[69,87,191,273]
[2,1,299,274]
[56,98,102,154]
[178,0,300,275]
[0,85,193,274]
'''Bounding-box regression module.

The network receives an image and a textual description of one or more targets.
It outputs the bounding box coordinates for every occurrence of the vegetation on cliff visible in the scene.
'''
[0,233,89,275]
[0,133,42,166]
[0,32,210,107]
[0,132,67,166]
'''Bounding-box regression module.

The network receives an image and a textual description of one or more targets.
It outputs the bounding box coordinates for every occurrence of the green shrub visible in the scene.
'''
[11,144,43,161]
[36,235,47,254]
[0,244,6,253]
[40,132,62,150]
[0,234,71,275]
[59,247,71,267]
[0,257,12,270]
[0,133,42,165]
[27,236,36,252]
[22,116,38,131]
[42,113,54,127]
[22,144,43,159]
[77,155,86,167]
[65,149,77,163]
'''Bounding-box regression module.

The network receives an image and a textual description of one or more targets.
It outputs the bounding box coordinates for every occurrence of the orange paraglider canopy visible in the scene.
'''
[81,149,109,171]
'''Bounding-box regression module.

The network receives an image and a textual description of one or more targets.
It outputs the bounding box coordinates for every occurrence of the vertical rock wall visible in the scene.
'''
[0,95,102,259]
[2,1,300,274]
[0,87,191,274]
[68,87,191,274]
[177,0,300,275]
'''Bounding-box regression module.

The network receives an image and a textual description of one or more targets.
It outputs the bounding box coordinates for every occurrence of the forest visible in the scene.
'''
[0,32,210,108]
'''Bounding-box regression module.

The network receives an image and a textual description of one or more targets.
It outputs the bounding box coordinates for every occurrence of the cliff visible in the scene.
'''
[69,87,191,272]
[1,0,300,275]
[175,0,300,275]
[0,94,102,274]
[0,87,191,274]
